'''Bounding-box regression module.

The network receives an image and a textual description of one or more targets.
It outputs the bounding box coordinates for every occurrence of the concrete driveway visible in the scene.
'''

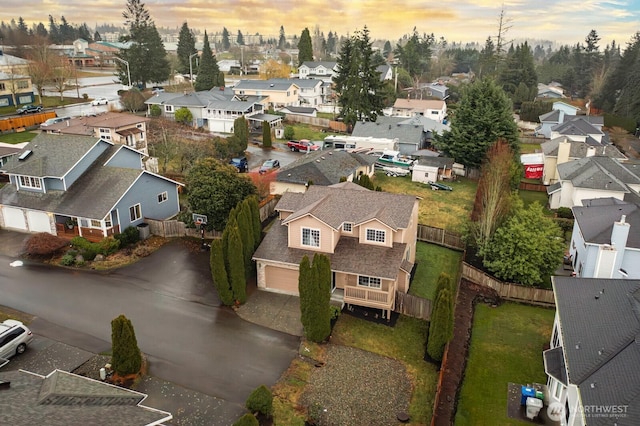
[0,229,30,257]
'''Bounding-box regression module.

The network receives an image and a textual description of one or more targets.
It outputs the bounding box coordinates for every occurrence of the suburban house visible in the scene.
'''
[253,182,419,319]
[537,82,565,99]
[541,137,626,185]
[86,41,130,68]
[417,82,449,100]
[298,61,337,83]
[550,116,606,144]
[536,101,581,139]
[0,133,182,241]
[66,38,96,67]
[41,112,151,155]
[0,143,22,168]
[279,106,317,118]
[0,50,30,75]
[547,156,640,209]
[544,276,640,426]
[0,71,35,107]
[351,116,428,155]
[377,64,393,81]
[391,99,447,123]
[267,78,324,106]
[568,198,640,278]
[0,369,172,425]
[411,157,455,184]
[270,149,377,195]
[232,79,300,109]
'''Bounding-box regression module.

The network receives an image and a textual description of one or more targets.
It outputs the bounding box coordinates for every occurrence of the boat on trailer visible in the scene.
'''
[376,150,415,169]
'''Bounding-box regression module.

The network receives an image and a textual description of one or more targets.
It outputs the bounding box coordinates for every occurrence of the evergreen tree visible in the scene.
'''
[427,288,453,362]
[247,196,262,249]
[245,384,274,417]
[298,27,313,65]
[262,121,272,148]
[499,42,537,108]
[221,27,230,51]
[312,253,332,342]
[177,22,197,74]
[326,31,336,56]
[94,31,101,41]
[211,239,234,305]
[111,314,143,376]
[278,25,286,50]
[237,30,244,45]
[233,116,249,153]
[333,27,384,126]
[433,273,455,306]
[195,31,221,91]
[434,78,519,169]
[355,174,374,190]
[228,225,247,304]
[237,202,255,272]
[394,28,434,84]
[298,255,313,334]
[233,414,259,426]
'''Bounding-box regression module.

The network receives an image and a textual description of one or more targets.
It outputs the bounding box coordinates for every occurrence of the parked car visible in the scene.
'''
[16,104,43,114]
[91,97,109,106]
[229,156,249,172]
[287,139,321,152]
[259,159,280,174]
[151,86,165,94]
[41,116,71,127]
[427,181,453,191]
[0,319,33,360]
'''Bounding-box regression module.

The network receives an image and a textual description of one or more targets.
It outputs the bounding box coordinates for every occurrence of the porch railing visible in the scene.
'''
[344,286,393,309]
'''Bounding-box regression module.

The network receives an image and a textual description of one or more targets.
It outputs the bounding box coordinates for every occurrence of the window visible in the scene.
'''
[19,176,42,189]
[302,228,320,247]
[99,128,109,133]
[554,381,563,399]
[157,191,167,203]
[164,105,173,113]
[17,80,29,89]
[90,219,101,228]
[129,204,141,222]
[366,228,386,243]
[358,276,381,289]
[0,83,5,91]
[343,222,352,232]
[104,214,112,228]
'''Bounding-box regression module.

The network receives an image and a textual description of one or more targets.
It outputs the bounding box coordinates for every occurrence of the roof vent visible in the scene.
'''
[18,150,33,161]
[575,342,581,350]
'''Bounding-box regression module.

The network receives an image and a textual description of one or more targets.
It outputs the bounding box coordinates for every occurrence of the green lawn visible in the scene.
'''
[410,242,462,300]
[332,314,438,424]
[283,123,338,142]
[455,303,555,426]
[0,131,39,144]
[520,143,542,154]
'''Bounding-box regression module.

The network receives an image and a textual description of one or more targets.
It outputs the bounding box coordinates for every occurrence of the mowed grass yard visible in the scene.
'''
[411,242,463,300]
[373,172,477,232]
[455,303,555,426]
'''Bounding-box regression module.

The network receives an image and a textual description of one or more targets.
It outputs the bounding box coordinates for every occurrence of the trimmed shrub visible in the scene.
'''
[232,414,259,426]
[427,288,454,362]
[283,126,295,140]
[98,237,121,256]
[115,226,140,247]
[150,104,162,117]
[556,207,574,219]
[111,314,142,376]
[60,254,75,266]
[245,385,273,417]
[24,233,68,256]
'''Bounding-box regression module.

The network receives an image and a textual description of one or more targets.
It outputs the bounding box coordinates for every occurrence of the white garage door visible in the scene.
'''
[2,207,27,230]
[265,265,300,295]
[27,211,52,234]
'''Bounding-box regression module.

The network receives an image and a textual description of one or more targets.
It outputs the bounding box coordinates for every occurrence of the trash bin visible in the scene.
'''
[535,390,545,401]
[526,397,543,419]
[521,386,536,405]
[137,222,150,240]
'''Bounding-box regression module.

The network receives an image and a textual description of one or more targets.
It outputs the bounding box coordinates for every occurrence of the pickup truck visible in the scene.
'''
[287,139,320,152]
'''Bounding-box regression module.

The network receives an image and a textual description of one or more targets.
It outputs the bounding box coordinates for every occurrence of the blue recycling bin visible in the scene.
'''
[521,386,536,405]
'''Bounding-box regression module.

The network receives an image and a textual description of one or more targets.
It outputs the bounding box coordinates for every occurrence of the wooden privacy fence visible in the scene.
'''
[0,111,56,132]
[417,224,465,250]
[145,218,221,239]
[394,292,432,320]
[461,262,555,306]
[519,182,547,192]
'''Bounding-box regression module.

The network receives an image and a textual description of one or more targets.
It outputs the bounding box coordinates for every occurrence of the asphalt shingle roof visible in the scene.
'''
[552,277,640,425]
[572,201,640,249]
[552,116,604,136]
[276,150,376,186]
[352,117,424,143]
[0,370,171,426]
[541,137,625,159]
[233,79,298,91]
[557,156,640,191]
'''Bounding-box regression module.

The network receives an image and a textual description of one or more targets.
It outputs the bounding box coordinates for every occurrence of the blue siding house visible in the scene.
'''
[0,133,182,240]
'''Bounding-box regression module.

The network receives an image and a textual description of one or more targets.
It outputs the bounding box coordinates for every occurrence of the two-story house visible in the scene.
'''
[391,99,447,123]
[298,61,337,83]
[268,78,324,106]
[536,101,581,138]
[253,182,419,319]
[42,112,150,155]
[0,133,182,241]
[568,198,640,279]
[270,150,377,195]
[0,71,35,107]
[232,79,300,109]
[544,276,640,426]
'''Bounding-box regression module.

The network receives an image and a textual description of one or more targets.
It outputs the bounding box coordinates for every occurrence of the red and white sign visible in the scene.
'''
[524,164,544,179]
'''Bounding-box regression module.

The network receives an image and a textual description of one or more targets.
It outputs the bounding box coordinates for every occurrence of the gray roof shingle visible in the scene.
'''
[276,150,376,186]
[541,137,626,160]
[572,201,640,249]
[557,156,640,191]
[352,117,424,143]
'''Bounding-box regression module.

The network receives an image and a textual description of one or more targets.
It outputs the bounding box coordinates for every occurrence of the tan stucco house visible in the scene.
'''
[253,182,419,318]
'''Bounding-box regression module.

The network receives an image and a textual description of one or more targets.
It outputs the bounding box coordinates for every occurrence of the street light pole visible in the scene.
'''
[114,57,131,89]
[189,53,199,86]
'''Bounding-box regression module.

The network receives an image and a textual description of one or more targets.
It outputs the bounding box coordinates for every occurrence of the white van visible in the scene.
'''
[0,319,33,360]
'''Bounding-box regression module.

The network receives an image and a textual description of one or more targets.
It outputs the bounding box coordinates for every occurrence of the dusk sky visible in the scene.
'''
[3,0,640,47]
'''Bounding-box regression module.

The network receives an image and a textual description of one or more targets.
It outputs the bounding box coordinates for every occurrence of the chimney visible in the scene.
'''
[586,146,596,157]
[611,215,630,250]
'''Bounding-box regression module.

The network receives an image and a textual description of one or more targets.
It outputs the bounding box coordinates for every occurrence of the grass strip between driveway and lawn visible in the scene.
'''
[455,303,555,426]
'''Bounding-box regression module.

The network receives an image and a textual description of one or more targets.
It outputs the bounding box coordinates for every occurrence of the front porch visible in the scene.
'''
[55,222,120,242]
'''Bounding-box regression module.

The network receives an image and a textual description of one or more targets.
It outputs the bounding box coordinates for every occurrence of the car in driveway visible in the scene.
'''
[91,97,109,106]
[229,156,249,172]
[0,319,33,360]
[259,159,280,174]
[16,104,43,114]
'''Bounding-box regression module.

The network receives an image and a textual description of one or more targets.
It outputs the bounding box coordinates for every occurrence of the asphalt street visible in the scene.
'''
[0,241,299,404]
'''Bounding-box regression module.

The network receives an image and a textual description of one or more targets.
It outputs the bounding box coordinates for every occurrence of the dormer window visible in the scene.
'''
[302,227,320,247]
[343,222,352,232]
[19,176,42,189]
[366,228,385,243]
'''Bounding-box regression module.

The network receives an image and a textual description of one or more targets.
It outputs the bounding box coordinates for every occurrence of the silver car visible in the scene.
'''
[0,319,34,359]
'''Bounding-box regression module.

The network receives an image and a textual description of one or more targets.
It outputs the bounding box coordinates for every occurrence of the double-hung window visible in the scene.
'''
[301,228,320,247]
[129,204,141,222]
[157,191,168,203]
[19,176,41,189]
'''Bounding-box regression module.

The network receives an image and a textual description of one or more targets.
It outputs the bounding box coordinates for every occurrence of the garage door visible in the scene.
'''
[27,211,52,234]
[265,265,299,295]
[2,207,27,230]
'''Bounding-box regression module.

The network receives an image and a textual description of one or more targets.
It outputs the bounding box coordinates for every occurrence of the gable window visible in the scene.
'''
[19,176,42,189]
[129,204,142,222]
[366,228,386,243]
[358,276,381,289]
[343,222,352,232]
[157,191,168,203]
[302,228,320,247]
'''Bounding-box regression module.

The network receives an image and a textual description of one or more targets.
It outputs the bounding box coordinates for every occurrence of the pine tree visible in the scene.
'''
[298,28,313,65]
[228,225,247,304]
[233,116,249,153]
[222,27,230,51]
[111,314,143,376]
[211,239,234,305]
[195,31,220,91]
[427,288,453,362]
[177,22,197,74]
[278,26,286,50]
[312,254,332,342]
[247,196,262,249]
[262,121,272,148]
[237,30,244,46]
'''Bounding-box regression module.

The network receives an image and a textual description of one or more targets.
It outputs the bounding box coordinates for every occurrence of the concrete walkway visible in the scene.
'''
[236,287,304,337]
